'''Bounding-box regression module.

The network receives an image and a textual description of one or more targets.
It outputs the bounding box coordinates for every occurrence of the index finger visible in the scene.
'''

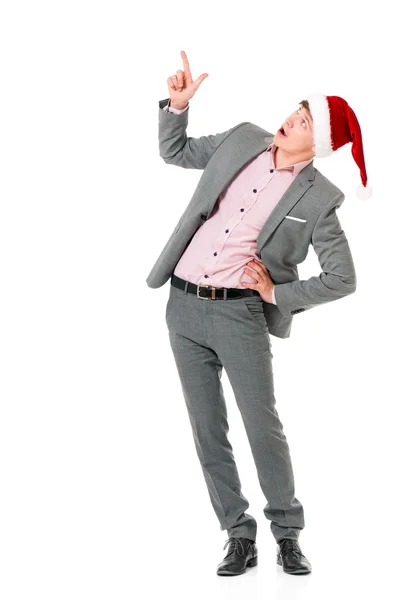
[180,50,191,77]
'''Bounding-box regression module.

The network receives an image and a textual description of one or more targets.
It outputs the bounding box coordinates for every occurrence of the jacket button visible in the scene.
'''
[201,214,207,220]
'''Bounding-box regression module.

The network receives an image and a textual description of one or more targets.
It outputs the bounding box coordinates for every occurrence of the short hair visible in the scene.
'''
[299,100,312,119]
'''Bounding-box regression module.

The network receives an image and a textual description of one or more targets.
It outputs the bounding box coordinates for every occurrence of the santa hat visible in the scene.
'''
[305,93,372,200]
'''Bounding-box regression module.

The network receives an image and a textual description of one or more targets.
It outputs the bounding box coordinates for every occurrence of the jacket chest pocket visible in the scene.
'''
[265,214,311,266]
[281,215,308,230]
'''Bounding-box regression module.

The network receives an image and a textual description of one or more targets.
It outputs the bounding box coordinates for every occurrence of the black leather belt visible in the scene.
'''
[170,274,260,300]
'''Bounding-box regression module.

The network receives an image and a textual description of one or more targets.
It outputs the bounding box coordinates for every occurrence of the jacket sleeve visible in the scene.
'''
[158,97,248,170]
[273,192,357,317]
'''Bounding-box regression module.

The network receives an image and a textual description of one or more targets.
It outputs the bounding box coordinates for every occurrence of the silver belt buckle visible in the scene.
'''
[197,284,217,300]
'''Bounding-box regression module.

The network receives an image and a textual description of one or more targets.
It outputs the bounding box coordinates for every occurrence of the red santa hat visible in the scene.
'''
[305,93,372,200]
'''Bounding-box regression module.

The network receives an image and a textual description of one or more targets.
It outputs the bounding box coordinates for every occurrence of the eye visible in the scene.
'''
[297,108,307,128]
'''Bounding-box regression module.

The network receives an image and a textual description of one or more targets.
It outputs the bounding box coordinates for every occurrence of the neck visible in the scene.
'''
[273,145,314,170]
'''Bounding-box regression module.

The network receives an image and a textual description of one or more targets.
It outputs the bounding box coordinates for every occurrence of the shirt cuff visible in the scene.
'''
[163,99,189,114]
[271,287,277,305]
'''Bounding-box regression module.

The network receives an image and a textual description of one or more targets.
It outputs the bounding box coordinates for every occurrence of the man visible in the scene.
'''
[146,50,371,577]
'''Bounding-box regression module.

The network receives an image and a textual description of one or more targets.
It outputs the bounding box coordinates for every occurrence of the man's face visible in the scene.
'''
[274,105,315,155]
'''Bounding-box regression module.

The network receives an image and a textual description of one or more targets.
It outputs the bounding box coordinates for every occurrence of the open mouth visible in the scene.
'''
[279,126,287,137]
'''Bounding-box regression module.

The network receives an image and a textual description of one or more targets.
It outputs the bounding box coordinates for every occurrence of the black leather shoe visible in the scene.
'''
[277,538,312,575]
[216,537,258,576]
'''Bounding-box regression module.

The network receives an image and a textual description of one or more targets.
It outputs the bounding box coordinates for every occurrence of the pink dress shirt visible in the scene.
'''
[164,101,313,304]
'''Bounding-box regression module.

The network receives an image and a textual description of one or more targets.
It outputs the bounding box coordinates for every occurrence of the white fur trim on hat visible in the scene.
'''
[356,182,373,200]
[305,93,333,158]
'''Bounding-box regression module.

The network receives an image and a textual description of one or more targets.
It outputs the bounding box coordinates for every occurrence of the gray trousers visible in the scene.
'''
[165,280,305,542]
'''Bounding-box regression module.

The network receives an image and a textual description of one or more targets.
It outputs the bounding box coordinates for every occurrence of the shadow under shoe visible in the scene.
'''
[276,538,312,575]
[216,537,258,576]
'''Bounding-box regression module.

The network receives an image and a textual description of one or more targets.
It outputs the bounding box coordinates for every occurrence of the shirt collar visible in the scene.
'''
[267,143,313,177]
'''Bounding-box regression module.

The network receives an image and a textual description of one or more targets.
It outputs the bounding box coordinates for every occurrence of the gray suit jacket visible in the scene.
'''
[146,97,357,339]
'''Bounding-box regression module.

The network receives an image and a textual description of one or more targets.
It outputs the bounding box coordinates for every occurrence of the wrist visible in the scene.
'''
[171,101,189,110]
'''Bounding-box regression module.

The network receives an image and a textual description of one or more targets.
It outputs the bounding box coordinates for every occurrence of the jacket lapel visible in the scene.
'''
[257,136,315,251]
[204,130,316,253]
[204,131,274,219]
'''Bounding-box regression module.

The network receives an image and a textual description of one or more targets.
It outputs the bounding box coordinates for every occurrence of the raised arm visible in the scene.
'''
[158,50,247,169]
[159,97,247,169]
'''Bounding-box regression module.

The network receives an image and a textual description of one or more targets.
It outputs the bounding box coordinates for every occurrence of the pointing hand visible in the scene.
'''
[167,50,209,108]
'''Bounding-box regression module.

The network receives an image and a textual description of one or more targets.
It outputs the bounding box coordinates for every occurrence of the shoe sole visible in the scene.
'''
[277,554,311,575]
[217,555,258,576]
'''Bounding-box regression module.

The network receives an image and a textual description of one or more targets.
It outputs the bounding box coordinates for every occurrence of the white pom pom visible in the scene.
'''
[356,182,373,200]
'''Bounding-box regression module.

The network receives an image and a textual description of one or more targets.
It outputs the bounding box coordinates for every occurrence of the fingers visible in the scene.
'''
[168,51,207,94]
[244,267,258,280]
[247,260,265,276]
[176,70,184,90]
[181,50,191,78]
[168,75,180,91]
[168,71,185,91]
[253,258,269,274]
[194,72,209,88]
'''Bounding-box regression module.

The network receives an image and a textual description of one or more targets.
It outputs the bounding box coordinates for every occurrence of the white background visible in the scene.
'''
[1,1,417,599]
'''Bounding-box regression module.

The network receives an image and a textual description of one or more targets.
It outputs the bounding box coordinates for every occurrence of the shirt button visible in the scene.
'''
[214,252,217,256]
[225,229,229,233]
[204,275,209,278]
[253,189,257,193]
[240,208,244,212]
[270,169,274,173]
